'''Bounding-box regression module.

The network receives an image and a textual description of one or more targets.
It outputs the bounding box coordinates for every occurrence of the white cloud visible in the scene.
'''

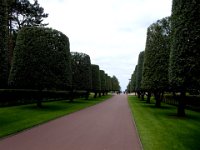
[39,0,172,90]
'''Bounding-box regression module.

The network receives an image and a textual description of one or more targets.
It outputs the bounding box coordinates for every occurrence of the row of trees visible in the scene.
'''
[9,27,120,94]
[0,0,121,105]
[2,26,120,94]
[127,0,200,116]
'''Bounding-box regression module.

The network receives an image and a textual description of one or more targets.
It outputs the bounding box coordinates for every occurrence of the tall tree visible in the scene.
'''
[136,51,145,99]
[111,75,120,92]
[99,70,106,96]
[91,64,101,98]
[71,52,92,91]
[169,0,200,116]
[130,65,137,93]
[0,0,9,88]
[142,17,171,107]
[9,0,48,32]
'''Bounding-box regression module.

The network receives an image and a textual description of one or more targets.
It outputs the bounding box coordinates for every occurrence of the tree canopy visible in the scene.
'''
[9,0,48,33]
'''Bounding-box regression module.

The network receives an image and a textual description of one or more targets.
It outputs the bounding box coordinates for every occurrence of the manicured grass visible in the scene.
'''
[128,96,200,150]
[0,94,112,138]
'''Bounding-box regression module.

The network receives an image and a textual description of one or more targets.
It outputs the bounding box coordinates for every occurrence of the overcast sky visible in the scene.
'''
[38,0,172,91]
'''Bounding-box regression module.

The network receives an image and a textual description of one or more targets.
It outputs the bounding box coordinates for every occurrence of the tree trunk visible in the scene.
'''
[137,92,141,98]
[85,91,90,100]
[177,91,186,117]
[146,92,151,103]
[154,92,161,107]
[141,92,144,101]
[37,98,42,108]
[98,92,101,97]
[94,92,97,98]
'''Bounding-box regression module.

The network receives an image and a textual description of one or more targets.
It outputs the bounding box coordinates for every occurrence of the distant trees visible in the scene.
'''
[142,17,171,107]
[91,64,101,98]
[169,0,200,116]
[9,27,72,90]
[106,75,112,93]
[111,75,120,92]
[128,65,137,94]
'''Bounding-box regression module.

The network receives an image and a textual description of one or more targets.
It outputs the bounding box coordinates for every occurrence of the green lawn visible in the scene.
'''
[128,96,200,150]
[0,94,112,138]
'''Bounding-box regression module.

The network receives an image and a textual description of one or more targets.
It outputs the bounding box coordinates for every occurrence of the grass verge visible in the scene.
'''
[128,96,200,150]
[0,94,112,138]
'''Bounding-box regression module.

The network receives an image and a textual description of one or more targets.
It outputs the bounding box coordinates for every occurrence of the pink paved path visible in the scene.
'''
[0,94,142,150]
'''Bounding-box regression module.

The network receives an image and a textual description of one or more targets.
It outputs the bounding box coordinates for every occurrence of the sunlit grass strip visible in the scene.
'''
[128,96,200,150]
[0,94,112,138]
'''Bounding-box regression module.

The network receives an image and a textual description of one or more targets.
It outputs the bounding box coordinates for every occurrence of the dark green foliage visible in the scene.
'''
[91,64,101,91]
[9,27,72,90]
[106,75,112,91]
[112,75,120,91]
[169,0,200,116]
[142,17,171,92]
[126,81,131,93]
[100,70,106,92]
[169,0,200,91]
[71,52,92,91]
[0,0,9,88]
[136,51,145,92]
[130,65,137,92]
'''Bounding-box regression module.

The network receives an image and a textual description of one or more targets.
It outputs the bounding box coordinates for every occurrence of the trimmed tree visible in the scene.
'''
[130,65,137,93]
[71,52,92,96]
[135,51,145,99]
[9,27,72,91]
[107,75,112,92]
[99,70,106,96]
[169,0,200,116]
[142,17,171,106]
[105,74,112,94]
[91,64,101,98]
[0,0,9,88]
[112,75,120,92]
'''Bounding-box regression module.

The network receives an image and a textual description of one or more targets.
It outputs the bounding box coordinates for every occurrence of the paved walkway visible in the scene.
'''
[0,94,142,150]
